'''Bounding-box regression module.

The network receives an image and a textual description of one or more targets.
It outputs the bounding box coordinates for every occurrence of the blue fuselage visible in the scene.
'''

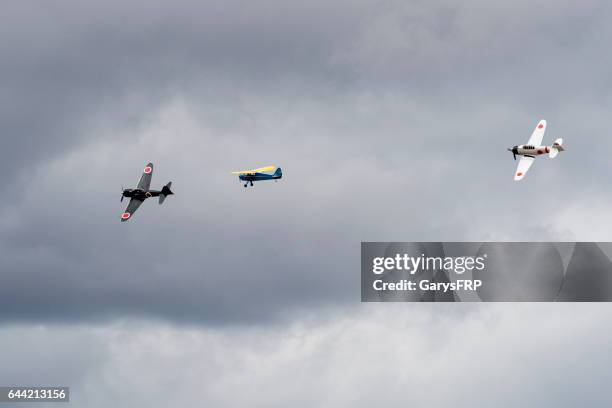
[239,173,282,182]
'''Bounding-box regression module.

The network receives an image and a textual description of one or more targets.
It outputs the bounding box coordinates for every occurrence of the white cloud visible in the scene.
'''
[1,305,610,407]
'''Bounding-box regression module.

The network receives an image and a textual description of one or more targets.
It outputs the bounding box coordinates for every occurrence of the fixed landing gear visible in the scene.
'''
[243,181,254,188]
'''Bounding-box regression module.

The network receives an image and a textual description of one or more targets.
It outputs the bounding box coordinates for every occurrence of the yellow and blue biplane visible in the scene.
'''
[232,165,282,188]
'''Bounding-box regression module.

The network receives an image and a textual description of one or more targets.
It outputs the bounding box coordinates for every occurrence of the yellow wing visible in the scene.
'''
[231,165,276,175]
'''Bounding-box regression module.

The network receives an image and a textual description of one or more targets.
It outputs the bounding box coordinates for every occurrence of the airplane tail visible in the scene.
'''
[549,138,564,158]
[273,167,282,178]
[159,182,173,204]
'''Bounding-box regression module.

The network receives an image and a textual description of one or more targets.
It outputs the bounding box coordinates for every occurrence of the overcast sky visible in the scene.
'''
[2,0,612,406]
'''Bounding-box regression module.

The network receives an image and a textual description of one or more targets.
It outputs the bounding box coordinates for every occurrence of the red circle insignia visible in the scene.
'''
[517,172,523,177]
[143,166,152,174]
[538,124,544,129]
[121,212,131,219]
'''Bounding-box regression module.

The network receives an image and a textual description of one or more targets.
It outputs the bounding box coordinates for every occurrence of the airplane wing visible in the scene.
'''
[137,163,154,190]
[231,165,276,175]
[526,120,546,146]
[121,198,144,222]
[514,156,534,181]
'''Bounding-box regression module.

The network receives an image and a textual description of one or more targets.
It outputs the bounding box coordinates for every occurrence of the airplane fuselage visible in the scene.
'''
[238,174,282,182]
[122,188,162,201]
[511,145,551,158]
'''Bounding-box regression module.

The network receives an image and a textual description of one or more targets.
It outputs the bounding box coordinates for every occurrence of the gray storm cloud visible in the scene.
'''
[1,0,612,324]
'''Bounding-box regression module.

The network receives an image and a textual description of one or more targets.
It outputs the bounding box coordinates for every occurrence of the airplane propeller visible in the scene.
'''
[507,147,517,160]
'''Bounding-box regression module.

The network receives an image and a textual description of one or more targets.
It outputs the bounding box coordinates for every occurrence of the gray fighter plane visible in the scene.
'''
[120,163,173,222]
